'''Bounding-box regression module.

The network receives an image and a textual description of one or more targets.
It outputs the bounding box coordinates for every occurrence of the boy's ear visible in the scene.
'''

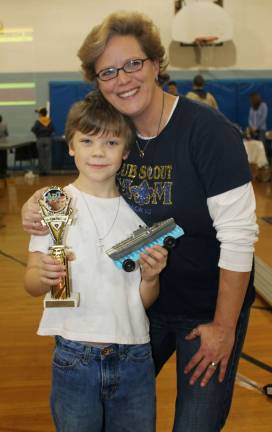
[68,145,75,156]
[122,150,129,160]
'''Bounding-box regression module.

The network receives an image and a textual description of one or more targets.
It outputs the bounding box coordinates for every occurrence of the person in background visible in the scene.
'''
[0,115,9,178]
[22,11,258,432]
[167,80,179,96]
[31,107,54,175]
[24,91,168,432]
[248,92,268,143]
[186,74,218,109]
[0,115,8,139]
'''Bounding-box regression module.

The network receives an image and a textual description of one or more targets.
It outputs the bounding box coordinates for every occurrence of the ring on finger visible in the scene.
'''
[209,361,218,369]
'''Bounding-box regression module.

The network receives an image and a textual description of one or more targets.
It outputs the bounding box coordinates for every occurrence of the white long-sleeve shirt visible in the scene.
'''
[208,182,258,272]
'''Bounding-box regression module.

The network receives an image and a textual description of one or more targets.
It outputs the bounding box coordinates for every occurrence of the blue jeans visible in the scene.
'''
[148,308,250,432]
[51,336,155,432]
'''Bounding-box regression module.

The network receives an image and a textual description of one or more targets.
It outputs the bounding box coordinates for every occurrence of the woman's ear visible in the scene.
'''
[152,59,160,80]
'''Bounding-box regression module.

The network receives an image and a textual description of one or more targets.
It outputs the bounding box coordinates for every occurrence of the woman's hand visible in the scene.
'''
[139,245,168,281]
[22,187,49,235]
[184,321,236,387]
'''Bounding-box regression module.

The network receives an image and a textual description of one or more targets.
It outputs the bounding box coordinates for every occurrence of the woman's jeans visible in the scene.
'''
[148,308,250,432]
[51,336,155,432]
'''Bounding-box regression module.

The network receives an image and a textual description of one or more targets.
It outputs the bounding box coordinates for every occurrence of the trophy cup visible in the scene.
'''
[39,186,79,308]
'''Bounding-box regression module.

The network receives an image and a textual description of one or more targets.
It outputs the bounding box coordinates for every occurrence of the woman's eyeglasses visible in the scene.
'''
[96,58,149,82]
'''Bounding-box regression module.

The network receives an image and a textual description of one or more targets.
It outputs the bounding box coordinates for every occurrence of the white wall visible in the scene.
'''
[0,0,272,72]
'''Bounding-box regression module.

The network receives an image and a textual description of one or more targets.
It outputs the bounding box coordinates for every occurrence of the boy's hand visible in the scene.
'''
[40,252,75,286]
[139,245,168,281]
[40,254,66,286]
[22,187,49,235]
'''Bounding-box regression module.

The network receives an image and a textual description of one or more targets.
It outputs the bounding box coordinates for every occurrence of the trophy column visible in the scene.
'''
[39,186,80,308]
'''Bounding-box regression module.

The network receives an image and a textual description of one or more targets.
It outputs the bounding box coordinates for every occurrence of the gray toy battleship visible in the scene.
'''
[105,217,184,272]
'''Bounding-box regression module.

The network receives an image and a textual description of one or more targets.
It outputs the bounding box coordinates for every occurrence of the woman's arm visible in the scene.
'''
[139,245,168,309]
[184,269,250,386]
[24,251,66,297]
[22,188,49,235]
[184,183,258,386]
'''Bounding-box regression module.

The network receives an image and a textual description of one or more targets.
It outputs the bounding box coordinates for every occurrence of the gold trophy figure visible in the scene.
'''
[39,186,79,308]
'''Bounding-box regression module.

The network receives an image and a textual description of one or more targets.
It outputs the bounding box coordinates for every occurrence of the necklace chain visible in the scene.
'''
[136,91,165,159]
[80,192,121,249]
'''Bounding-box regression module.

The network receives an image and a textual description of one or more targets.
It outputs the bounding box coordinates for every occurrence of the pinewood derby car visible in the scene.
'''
[105,218,184,272]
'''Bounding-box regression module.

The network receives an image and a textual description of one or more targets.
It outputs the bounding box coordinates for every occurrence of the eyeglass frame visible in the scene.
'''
[95,58,150,82]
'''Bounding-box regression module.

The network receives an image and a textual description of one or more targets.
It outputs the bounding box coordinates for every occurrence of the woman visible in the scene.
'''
[22,11,258,432]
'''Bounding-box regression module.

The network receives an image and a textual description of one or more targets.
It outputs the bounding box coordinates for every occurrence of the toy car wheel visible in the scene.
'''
[122,259,136,272]
[163,236,176,249]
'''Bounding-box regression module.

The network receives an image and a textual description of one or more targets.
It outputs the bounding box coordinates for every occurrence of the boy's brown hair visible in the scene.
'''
[65,90,135,151]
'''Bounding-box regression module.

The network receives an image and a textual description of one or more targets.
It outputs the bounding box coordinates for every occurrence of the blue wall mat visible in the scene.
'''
[50,81,94,169]
[51,79,272,134]
[174,80,239,123]
[50,81,94,135]
[50,79,272,170]
[164,79,272,130]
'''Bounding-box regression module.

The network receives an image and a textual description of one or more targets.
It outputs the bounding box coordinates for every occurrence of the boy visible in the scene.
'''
[24,91,167,432]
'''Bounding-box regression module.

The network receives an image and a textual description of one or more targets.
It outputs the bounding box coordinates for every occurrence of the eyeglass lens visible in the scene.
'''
[97,58,148,81]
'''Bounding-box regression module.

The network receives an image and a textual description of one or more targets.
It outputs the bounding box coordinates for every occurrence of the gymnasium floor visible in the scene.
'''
[0,174,271,431]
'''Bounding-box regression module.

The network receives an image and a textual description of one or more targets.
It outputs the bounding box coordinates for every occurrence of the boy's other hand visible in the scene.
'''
[139,245,168,282]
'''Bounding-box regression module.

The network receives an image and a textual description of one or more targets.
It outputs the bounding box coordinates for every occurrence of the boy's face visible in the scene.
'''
[69,130,129,186]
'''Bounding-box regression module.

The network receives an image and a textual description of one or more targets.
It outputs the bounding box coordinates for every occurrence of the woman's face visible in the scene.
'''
[95,35,160,121]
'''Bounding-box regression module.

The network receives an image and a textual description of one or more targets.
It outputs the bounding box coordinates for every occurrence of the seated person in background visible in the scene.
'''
[31,107,54,175]
[186,74,218,109]
[248,92,268,143]
[167,80,179,96]
[0,114,9,178]
[243,128,270,181]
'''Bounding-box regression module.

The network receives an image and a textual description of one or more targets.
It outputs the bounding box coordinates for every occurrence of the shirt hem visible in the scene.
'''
[37,329,150,344]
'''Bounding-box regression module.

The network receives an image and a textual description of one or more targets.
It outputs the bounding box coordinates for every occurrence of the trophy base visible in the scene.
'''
[44,292,80,308]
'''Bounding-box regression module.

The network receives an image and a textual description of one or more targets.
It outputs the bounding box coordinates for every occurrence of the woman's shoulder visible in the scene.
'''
[179,95,224,124]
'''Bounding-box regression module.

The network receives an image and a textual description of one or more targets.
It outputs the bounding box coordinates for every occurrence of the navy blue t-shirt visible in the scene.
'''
[118,97,254,318]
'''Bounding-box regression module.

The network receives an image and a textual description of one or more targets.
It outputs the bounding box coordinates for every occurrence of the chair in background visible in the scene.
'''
[14,142,37,170]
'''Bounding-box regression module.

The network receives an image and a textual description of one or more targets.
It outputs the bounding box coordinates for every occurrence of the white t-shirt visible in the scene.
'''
[29,184,150,344]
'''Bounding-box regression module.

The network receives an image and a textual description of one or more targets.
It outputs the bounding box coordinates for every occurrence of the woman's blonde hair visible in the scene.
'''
[65,90,135,152]
[78,11,168,85]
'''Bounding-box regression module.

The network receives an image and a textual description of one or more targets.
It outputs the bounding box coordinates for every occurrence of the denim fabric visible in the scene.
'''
[51,337,155,432]
[148,308,250,432]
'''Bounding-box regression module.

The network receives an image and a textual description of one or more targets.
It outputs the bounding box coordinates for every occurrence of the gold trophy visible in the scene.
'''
[39,186,79,308]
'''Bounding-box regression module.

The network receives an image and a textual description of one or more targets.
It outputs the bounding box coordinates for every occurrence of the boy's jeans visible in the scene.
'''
[51,336,155,432]
[148,308,250,432]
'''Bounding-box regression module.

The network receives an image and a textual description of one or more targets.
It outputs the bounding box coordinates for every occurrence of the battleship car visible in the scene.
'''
[105,218,184,272]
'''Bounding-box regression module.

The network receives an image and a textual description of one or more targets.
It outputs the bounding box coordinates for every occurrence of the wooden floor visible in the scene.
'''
[0,174,271,431]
